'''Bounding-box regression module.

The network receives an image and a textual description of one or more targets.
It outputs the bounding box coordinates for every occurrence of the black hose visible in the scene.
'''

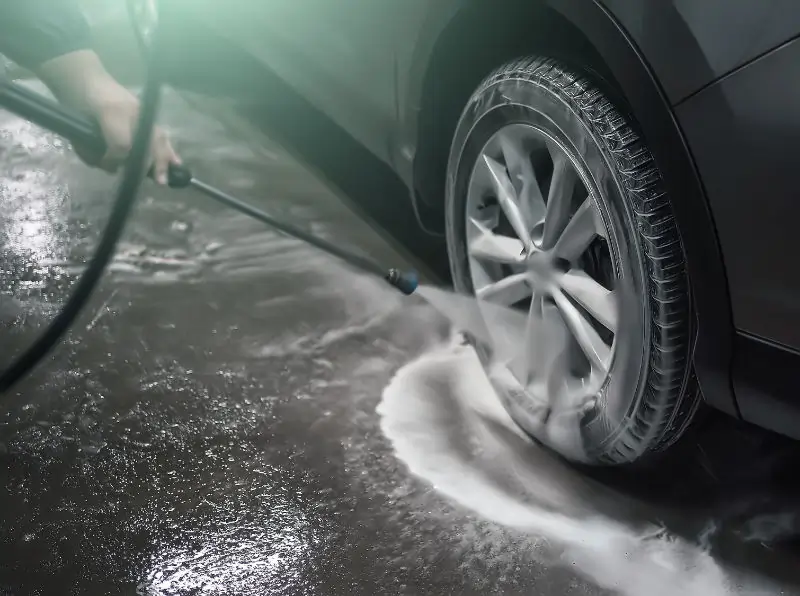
[0,22,165,393]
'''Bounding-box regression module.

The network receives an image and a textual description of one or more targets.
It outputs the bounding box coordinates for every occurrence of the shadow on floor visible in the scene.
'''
[588,409,800,588]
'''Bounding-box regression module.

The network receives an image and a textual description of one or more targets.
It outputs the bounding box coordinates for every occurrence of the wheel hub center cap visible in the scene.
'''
[526,250,560,288]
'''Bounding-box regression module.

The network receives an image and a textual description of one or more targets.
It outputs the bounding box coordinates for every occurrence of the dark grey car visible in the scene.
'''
[131,0,800,466]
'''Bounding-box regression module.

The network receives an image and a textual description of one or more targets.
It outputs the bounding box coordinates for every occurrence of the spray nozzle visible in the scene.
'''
[385,269,418,295]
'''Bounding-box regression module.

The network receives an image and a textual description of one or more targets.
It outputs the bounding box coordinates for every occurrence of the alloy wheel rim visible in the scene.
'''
[465,123,623,418]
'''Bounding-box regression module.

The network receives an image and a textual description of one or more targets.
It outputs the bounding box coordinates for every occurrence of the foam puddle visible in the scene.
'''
[378,341,789,596]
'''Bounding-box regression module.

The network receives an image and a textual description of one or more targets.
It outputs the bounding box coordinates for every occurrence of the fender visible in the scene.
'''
[546,0,737,416]
[406,0,738,416]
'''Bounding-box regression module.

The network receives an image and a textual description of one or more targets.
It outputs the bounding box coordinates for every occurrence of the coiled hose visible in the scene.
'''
[0,16,167,393]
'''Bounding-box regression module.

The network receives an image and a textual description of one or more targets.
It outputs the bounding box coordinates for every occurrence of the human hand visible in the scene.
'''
[37,50,181,184]
[81,82,181,184]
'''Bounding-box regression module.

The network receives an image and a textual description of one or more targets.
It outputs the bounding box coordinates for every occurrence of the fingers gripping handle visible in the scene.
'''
[0,79,192,188]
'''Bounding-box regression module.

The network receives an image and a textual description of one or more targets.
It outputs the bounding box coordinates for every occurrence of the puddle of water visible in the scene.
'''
[378,340,791,596]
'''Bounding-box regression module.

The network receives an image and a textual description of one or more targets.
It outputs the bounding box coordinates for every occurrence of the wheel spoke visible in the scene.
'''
[560,270,618,332]
[510,293,572,390]
[553,289,611,373]
[499,133,546,226]
[482,155,533,249]
[476,273,532,306]
[468,217,526,265]
[510,293,544,384]
[542,152,578,249]
[553,197,599,263]
[539,300,572,399]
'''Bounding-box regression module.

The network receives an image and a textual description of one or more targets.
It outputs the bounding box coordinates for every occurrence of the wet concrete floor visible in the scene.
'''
[2,84,800,595]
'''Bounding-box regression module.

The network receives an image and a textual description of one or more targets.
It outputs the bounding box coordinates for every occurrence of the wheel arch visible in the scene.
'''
[411,0,738,416]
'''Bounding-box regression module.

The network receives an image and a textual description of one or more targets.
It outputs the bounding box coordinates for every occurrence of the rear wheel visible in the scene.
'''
[445,57,699,465]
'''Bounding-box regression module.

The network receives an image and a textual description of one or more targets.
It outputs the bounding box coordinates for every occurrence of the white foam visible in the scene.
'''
[378,342,790,596]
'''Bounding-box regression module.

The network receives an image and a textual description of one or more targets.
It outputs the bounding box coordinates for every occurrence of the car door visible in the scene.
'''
[601,0,800,103]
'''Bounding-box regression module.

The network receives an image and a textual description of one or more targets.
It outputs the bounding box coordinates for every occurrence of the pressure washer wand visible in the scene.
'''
[0,80,418,295]
[170,169,418,295]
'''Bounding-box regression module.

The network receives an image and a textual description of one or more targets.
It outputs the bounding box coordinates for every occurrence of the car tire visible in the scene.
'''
[445,56,700,465]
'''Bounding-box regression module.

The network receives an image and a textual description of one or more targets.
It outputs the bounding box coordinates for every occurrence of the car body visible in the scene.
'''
[139,0,800,461]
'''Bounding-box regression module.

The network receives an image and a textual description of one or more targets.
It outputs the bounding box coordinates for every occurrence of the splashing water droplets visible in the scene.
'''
[414,284,527,361]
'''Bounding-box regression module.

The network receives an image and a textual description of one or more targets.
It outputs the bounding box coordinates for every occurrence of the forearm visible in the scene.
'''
[36,50,123,115]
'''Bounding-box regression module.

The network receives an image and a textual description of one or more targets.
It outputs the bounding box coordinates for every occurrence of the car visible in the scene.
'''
[128,0,800,466]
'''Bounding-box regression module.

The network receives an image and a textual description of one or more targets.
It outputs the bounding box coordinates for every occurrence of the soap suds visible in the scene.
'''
[378,341,790,596]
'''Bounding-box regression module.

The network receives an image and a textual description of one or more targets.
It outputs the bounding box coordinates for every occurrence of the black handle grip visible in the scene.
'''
[0,79,192,188]
[166,162,192,188]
